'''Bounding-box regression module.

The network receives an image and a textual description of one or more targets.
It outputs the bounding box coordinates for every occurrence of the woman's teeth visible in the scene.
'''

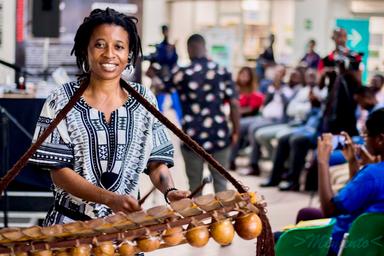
[101,63,117,71]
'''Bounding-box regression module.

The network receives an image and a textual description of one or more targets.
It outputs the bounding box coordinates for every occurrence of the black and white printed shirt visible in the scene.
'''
[29,80,174,225]
[166,57,237,153]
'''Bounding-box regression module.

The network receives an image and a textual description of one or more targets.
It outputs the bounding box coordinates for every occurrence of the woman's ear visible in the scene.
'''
[377,133,384,146]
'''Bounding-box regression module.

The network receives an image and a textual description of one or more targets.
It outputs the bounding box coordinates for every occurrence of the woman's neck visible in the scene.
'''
[238,83,253,94]
[87,76,122,97]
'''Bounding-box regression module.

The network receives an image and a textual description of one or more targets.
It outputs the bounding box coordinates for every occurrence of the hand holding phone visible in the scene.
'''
[336,132,357,162]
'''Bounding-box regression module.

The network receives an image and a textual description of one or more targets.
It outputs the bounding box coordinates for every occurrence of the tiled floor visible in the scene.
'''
[138,110,320,256]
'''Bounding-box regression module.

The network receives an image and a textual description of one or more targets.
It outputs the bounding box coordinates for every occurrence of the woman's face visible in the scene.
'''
[238,69,251,86]
[87,24,129,81]
[363,127,383,156]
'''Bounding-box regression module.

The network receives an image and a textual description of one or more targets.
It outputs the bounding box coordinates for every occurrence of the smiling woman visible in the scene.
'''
[27,8,190,226]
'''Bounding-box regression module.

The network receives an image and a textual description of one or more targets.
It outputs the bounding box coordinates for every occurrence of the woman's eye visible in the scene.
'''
[95,42,105,48]
[115,45,124,50]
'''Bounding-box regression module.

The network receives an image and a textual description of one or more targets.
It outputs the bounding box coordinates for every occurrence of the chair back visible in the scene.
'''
[275,219,335,256]
[340,213,384,256]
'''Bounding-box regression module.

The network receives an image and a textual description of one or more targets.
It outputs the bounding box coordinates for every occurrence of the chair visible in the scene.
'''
[338,213,384,256]
[275,219,336,256]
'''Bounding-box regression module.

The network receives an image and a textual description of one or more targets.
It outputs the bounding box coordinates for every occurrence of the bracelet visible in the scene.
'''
[164,187,178,204]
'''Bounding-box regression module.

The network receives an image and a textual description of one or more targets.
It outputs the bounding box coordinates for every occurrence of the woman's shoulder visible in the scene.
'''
[49,80,81,99]
[126,81,157,105]
[45,80,82,110]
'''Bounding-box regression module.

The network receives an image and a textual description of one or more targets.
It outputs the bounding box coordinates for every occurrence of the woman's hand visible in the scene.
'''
[166,190,191,203]
[340,131,356,162]
[317,133,334,165]
[105,194,142,214]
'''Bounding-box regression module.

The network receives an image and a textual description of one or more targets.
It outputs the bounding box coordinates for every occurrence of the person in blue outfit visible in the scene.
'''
[317,108,384,255]
[300,39,321,69]
[146,25,183,122]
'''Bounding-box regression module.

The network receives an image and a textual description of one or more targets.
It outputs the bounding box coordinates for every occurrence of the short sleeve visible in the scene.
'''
[28,92,74,171]
[332,167,375,214]
[146,91,175,170]
[221,68,238,100]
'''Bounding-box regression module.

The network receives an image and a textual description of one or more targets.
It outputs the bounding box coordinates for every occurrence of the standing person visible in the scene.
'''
[321,28,362,137]
[149,34,240,194]
[229,66,264,170]
[28,8,190,226]
[300,39,321,69]
[146,25,183,122]
[256,34,276,81]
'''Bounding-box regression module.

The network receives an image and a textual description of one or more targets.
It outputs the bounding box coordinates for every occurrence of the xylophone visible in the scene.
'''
[0,190,262,255]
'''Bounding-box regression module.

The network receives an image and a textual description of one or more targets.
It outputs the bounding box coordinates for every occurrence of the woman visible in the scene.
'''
[29,8,189,226]
[229,66,264,171]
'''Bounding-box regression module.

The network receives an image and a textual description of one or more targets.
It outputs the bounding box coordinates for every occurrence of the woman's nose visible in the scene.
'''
[103,45,115,58]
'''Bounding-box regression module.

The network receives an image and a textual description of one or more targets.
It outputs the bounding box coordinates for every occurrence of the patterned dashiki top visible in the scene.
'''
[29,80,174,225]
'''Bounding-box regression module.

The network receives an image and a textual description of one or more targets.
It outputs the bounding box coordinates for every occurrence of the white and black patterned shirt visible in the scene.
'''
[166,57,237,153]
[29,80,174,225]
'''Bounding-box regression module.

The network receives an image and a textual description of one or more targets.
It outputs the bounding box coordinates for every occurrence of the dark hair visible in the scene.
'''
[366,108,384,137]
[187,34,205,47]
[236,66,258,92]
[161,25,168,33]
[309,39,316,45]
[373,74,384,84]
[71,8,142,76]
[354,85,376,98]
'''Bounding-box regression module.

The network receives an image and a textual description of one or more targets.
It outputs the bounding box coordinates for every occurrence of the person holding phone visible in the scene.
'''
[316,109,384,254]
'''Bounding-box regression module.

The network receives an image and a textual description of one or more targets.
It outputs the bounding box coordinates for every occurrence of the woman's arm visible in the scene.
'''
[317,134,338,217]
[51,168,141,214]
[147,162,190,202]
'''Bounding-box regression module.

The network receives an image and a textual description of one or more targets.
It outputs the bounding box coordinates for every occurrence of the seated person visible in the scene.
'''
[329,85,384,166]
[260,108,322,191]
[245,66,301,175]
[316,109,384,254]
[229,66,264,170]
[255,68,326,164]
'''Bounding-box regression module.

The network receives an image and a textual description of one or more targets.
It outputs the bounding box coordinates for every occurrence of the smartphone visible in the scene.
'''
[332,135,346,150]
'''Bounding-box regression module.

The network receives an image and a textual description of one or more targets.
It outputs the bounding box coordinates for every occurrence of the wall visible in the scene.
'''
[271,0,294,65]
[293,0,352,64]
[142,0,168,55]
[0,0,16,84]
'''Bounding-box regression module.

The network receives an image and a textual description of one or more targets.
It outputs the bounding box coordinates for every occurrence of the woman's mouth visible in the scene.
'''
[100,63,118,72]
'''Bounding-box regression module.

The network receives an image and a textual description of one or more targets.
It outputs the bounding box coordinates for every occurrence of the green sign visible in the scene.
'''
[336,19,370,83]
[304,19,313,30]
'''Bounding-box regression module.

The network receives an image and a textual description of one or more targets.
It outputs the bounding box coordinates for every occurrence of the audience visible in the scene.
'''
[260,69,328,190]
[254,68,320,165]
[239,65,296,175]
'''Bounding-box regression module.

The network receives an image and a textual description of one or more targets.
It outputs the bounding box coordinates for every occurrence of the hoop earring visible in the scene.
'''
[82,61,90,73]
[125,63,134,74]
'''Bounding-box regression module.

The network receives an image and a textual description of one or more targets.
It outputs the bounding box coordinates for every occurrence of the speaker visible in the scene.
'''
[32,0,60,38]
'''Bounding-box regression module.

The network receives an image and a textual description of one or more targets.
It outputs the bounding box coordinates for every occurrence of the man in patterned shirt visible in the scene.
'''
[148,34,240,194]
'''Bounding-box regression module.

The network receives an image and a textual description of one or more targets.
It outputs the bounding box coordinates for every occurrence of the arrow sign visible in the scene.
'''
[336,18,370,83]
[349,29,362,48]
